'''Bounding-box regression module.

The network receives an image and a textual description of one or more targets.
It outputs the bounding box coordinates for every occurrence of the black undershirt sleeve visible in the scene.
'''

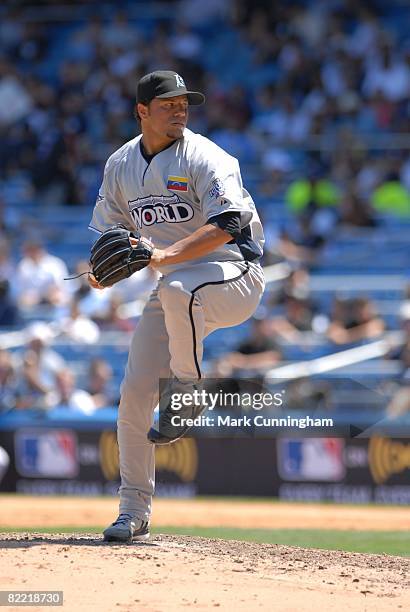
[206,211,242,241]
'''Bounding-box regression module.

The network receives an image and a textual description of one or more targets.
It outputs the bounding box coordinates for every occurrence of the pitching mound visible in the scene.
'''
[1,533,408,611]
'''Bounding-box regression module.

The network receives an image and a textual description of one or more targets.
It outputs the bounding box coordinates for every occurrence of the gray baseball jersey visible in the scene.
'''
[89,128,264,275]
[91,127,265,522]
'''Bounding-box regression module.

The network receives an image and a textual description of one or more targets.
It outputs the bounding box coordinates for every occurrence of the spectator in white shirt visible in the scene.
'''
[21,322,65,389]
[363,44,410,102]
[15,240,70,308]
[49,368,95,415]
[58,298,100,344]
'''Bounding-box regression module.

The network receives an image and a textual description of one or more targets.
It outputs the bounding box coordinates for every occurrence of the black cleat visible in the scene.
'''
[103,513,150,543]
[147,378,205,445]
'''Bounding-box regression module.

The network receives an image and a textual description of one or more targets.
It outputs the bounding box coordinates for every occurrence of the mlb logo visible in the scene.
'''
[15,429,78,478]
[277,438,345,482]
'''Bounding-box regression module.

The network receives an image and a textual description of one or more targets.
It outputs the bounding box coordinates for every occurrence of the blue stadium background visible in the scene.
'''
[0,0,410,431]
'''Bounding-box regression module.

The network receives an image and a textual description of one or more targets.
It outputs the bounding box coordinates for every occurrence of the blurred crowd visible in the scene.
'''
[1,0,410,416]
[0,0,409,210]
[0,236,157,414]
[0,321,119,415]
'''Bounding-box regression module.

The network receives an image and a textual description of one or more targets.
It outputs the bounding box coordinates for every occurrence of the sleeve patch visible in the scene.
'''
[209,178,226,199]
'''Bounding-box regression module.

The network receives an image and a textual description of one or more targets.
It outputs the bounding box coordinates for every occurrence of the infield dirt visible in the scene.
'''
[0,497,409,611]
[1,496,409,530]
[0,532,409,611]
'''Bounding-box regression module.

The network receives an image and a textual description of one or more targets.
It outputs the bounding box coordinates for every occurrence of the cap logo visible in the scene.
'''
[175,74,186,88]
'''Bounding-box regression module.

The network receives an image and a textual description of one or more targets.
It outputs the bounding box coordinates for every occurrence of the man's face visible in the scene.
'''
[24,244,43,262]
[138,95,189,141]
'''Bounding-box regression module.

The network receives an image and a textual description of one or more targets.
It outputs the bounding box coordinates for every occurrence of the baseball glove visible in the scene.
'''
[89,225,154,287]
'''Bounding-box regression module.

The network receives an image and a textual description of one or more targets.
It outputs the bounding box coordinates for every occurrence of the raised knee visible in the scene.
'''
[159,278,189,301]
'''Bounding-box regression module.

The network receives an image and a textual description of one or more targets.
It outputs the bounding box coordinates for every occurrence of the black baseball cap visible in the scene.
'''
[136,70,205,106]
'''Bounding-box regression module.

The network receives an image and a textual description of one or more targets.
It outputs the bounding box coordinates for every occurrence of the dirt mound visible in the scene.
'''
[1,533,408,611]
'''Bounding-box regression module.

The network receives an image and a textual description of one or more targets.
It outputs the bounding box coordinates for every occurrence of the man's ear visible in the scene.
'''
[136,102,149,120]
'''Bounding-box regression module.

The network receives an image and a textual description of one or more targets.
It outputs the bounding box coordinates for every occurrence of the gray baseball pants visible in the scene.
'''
[117,260,265,520]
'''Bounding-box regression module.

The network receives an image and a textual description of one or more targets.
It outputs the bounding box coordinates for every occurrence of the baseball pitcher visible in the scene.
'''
[88,70,265,542]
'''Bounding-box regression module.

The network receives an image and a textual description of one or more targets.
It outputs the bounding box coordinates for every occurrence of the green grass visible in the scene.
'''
[1,526,408,557]
[156,527,410,557]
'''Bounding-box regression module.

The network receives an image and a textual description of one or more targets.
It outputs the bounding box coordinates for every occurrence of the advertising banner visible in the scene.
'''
[0,427,409,504]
